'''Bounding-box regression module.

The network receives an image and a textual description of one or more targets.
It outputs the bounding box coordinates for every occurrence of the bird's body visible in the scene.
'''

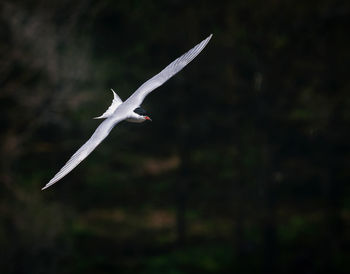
[42,34,212,190]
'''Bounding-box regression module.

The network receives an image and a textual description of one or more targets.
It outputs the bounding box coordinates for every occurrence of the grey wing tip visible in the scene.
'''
[41,180,55,190]
[41,184,49,190]
[206,34,213,41]
[200,34,213,48]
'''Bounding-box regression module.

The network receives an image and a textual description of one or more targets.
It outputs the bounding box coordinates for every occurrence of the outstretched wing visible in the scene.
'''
[42,117,123,190]
[124,34,212,109]
[94,89,123,119]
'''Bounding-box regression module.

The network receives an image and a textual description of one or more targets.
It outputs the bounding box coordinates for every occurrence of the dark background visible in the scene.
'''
[0,1,349,273]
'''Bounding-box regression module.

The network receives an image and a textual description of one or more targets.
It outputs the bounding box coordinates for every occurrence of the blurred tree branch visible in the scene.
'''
[0,0,94,198]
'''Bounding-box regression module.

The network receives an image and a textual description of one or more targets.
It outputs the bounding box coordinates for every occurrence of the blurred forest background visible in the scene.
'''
[0,0,349,273]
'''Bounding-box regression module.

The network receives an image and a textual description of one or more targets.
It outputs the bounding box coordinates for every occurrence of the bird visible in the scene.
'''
[42,34,212,190]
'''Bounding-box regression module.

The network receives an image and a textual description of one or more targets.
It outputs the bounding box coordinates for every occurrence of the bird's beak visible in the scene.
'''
[145,116,152,121]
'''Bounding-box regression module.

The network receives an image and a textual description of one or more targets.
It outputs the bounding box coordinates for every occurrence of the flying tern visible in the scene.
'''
[42,34,212,190]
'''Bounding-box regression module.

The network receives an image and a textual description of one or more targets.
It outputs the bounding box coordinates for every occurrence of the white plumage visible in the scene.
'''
[42,34,212,190]
[93,89,123,119]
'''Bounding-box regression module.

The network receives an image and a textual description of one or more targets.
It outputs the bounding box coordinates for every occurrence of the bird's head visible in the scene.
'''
[134,107,152,122]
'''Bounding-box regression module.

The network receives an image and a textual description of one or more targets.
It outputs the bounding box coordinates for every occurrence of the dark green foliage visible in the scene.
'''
[0,0,349,273]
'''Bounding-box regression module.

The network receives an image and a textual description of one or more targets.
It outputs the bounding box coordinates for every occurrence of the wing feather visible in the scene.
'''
[124,34,212,108]
[94,89,123,119]
[42,117,122,190]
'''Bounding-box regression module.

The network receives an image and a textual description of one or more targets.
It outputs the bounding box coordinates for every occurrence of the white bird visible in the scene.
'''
[42,34,212,190]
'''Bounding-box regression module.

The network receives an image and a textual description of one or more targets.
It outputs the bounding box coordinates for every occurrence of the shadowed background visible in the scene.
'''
[0,0,349,273]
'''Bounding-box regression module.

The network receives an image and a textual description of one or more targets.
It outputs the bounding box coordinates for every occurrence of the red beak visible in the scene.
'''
[145,116,152,121]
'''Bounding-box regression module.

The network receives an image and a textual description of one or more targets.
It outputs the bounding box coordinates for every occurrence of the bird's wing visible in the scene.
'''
[42,117,124,190]
[123,34,212,109]
[94,89,123,119]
